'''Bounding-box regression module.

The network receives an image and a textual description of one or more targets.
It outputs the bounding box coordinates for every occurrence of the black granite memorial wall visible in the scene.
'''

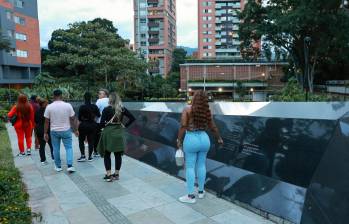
[121,102,349,224]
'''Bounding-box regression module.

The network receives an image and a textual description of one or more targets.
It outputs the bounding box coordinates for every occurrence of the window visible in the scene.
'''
[14,16,25,25]
[16,0,23,8]
[202,2,212,6]
[203,9,212,13]
[16,49,28,58]
[15,33,27,41]
[7,30,14,38]
[140,18,146,23]
[9,48,16,57]
[203,45,212,50]
[141,41,146,46]
[6,11,12,20]
[203,31,212,35]
[203,38,212,43]
[202,23,212,28]
[203,52,212,57]
[203,16,212,21]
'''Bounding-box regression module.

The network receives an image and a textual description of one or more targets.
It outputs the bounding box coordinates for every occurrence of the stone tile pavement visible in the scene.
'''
[6,124,274,224]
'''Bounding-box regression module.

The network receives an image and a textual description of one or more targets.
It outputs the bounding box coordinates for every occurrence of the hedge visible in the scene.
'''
[0,122,36,223]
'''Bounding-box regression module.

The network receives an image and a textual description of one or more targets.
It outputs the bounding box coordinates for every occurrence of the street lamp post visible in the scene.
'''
[304,36,311,101]
[203,65,207,91]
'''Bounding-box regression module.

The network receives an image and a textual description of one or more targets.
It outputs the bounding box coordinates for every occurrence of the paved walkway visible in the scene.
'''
[7,124,274,224]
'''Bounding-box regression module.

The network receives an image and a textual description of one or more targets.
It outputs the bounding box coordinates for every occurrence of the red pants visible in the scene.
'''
[15,126,33,153]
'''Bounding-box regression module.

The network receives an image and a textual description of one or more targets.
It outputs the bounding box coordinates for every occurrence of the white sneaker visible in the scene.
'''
[41,161,48,166]
[179,195,196,204]
[18,152,26,157]
[198,191,205,199]
[67,166,76,173]
[55,165,63,172]
[26,149,31,155]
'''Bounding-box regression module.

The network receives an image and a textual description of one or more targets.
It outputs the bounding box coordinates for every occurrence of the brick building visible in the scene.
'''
[180,60,287,100]
[134,0,177,77]
[0,0,41,88]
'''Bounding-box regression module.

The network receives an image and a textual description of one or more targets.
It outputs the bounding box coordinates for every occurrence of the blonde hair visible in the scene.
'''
[109,92,123,119]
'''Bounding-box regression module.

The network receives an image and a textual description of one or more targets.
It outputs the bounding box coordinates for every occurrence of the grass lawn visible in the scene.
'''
[0,122,32,224]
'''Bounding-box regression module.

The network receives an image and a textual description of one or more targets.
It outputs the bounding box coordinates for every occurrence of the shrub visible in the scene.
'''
[271,78,331,102]
[0,123,37,223]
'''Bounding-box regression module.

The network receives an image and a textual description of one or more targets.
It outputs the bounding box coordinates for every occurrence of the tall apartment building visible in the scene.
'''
[0,0,41,87]
[134,0,177,76]
[198,0,245,59]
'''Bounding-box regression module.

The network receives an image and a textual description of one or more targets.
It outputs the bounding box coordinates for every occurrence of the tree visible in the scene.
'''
[239,0,349,92]
[43,18,147,88]
[34,72,56,99]
[171,48,187,72]
[0,31,10,51]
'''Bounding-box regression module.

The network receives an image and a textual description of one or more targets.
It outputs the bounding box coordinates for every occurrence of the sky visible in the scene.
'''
[38,0,198,48]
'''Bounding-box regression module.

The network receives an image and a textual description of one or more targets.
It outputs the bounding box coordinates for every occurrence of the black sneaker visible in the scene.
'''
[112,173,119,180]
[77,156,86,162]
[103,175,112,182]
[87,157,93,162]
[93,152,100,157]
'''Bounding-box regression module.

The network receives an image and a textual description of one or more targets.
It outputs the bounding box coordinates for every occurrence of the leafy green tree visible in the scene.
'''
[0,31,10,51]
[171,48,187,72]
[43,18,147,88]
[34,72,56,99]
[239,0,349,92]
[166,72,180,91]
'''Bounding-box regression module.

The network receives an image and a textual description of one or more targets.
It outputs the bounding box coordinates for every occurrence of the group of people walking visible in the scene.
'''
[8,89,223,204]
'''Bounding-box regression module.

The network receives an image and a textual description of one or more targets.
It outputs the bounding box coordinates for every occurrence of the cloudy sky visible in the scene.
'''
[38,0,198,48]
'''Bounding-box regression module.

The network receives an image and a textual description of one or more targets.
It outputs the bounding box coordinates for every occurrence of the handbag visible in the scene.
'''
[9,114,17,126]
[175,148,185,167]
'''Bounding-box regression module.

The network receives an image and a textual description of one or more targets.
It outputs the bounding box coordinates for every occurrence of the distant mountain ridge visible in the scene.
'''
[178,46,197,56]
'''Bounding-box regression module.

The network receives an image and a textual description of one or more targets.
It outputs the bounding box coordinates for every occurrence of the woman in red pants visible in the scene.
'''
[8,94,35,156]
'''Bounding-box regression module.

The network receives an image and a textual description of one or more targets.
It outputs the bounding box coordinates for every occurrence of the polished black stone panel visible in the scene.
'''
[301,112,349,224]
[121,102,349,224]
[63,101,349,224]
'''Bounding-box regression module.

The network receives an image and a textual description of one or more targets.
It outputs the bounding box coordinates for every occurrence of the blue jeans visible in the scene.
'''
[183,131,210,195]
[51,130,73,168]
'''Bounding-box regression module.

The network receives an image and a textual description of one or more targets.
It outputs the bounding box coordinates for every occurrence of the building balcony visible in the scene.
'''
[215,48,238,53]
[148,22,160,27]
[149,37,160,43]
[148,30,159,35]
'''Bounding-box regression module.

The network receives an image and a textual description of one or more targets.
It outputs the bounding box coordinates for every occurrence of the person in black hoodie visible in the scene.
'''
[35,98,54,165]
[77,92,101,162]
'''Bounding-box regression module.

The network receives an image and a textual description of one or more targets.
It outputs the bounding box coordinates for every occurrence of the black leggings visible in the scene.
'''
[38,135,53,162]
[104,151,122,171]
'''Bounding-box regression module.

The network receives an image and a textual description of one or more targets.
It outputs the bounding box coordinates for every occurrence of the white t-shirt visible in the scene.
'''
[96,97,109,123]
[44,101,75,132]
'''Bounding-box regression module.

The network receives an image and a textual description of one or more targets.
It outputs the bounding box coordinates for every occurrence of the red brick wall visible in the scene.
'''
[0,0,14,9]
[14,13,41,65]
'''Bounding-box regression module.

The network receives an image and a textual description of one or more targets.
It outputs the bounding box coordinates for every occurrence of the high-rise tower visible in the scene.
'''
[134,0,177,76]
[198,0,245,59]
